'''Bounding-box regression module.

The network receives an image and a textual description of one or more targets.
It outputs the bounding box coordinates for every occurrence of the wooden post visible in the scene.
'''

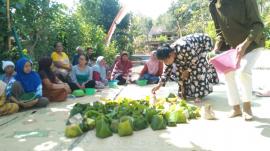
[6,0,11,51]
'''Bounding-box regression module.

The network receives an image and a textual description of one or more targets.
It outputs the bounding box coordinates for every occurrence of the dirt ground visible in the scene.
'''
[0,51,270,151]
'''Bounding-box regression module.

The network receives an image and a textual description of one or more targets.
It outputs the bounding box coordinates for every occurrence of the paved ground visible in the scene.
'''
[0,50,270,151]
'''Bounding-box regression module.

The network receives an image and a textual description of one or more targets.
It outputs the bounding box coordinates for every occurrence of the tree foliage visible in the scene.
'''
[155,0,270,47]
[0,0,129,65]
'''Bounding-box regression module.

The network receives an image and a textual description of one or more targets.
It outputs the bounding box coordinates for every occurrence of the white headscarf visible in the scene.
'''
[0,80,7,96]
[92,56,106,80]
[2,61,15,71]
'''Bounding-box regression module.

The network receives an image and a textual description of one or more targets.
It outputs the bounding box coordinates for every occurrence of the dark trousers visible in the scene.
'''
[68,80,96,91]
[116,75,126,85]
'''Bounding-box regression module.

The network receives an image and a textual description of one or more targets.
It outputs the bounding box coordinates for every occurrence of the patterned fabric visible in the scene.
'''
[6,78,42,98]
[161,33,219,98]
[0,81,19,116]
[5,77,15,97]
[111,60,132,80]
[2,74,15,84]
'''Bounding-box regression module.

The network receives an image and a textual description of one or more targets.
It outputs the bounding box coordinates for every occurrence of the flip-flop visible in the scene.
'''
[255,90,270,97]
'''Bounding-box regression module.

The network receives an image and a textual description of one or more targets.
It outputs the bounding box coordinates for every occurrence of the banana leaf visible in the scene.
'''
[104,101,119,113]
[179,100,188,108]
[133,114,148,131]
[150,114,167,130]
[93,101,105,113]
[110,119,119,133]
[187,105,200,119]
[65,124,83,138]
[84,110,101,120]
[167,93,177,98]
[165,111,177,127]
[118,116,133,137]
[70,103,89,117]
[95,115,113,138]
[176,109,187,123]
[80,118,95,132]
[145,108,160,123]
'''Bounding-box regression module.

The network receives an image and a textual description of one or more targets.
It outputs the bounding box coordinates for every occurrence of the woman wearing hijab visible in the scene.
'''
[6,58,49,109]
[111,52,133,85]
[139,51,164,84]
[92,56,108,87]
[152,33,219,103]
[0,80,19,116]
[39,57,71,102]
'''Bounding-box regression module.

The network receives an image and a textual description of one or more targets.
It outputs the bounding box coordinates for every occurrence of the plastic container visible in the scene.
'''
[108,80,118,88]
[209,49,240,74]
[72,89,85,97]
[20,92,36,103]
[136,79,148,86]
[85,88,96,95]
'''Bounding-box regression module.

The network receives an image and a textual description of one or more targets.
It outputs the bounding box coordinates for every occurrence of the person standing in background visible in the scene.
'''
[72,46,84,66]
[86,47,96,67]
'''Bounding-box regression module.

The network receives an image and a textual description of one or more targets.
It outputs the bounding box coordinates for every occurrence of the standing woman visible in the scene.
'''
[111,52,133,85]
[39,57,71,102]
[209,0,264,120]
[6,58,49,109]
[152,33,219,102]
[68,54,96,91]
[139,51,164,84]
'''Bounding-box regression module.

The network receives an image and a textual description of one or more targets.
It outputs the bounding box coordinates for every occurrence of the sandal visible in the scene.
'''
[255,90,270,97]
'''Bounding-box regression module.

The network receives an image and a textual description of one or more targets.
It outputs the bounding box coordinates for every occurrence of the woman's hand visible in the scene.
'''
[236,39,251,65]
[181,70,190,80]
[21,99,38,108]
[207,51,216,60]
[152,83,162,94]
[63,84,71,93]
[76,83,84,89]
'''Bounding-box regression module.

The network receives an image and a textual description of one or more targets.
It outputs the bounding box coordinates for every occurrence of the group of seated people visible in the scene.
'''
[0,42,162,117]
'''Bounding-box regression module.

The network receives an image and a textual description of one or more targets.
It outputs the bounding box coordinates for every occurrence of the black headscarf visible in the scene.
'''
[38,57,57,83]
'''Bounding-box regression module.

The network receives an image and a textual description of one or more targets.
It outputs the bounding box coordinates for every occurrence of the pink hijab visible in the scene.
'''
[146,51,160,75]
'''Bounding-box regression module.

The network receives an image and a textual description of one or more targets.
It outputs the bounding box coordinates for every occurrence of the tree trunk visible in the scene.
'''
[176,19,182,37]
[6,0,11,51]
[29,33,40,57]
